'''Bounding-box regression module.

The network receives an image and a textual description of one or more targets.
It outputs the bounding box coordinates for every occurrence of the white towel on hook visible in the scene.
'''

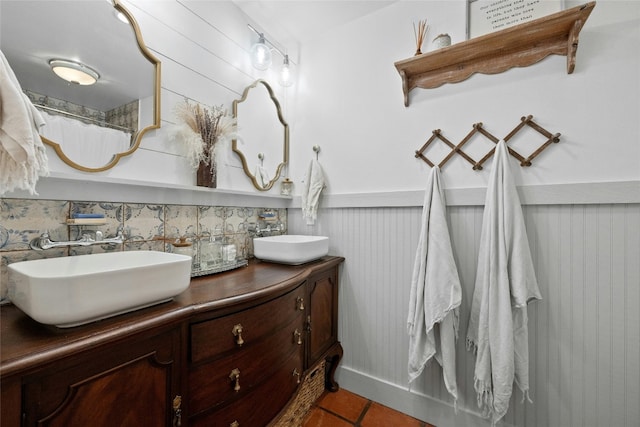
[301,158,325,225]
[407,166,462,406]
[0,50,48,196]
[255,164,270,188]
[466,140,542,426]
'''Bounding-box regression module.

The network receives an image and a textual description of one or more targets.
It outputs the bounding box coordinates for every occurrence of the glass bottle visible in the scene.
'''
[222,236,237,264]
[280,178,293,196]
[199,235,222,269]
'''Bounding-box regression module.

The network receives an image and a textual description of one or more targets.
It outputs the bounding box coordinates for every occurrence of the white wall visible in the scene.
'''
[291,0,640,194]
[38,1,640,196]
[286,1,640,426]
[42,0,296,196]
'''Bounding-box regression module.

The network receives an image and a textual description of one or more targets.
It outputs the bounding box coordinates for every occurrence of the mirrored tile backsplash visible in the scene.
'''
[0,198,287,300]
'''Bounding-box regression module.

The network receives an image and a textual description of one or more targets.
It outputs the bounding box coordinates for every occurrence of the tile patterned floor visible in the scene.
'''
[302,389,435,427]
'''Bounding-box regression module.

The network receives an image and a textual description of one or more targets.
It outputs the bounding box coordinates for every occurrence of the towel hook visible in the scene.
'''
[258,152,264,166]
[312,145,320,160]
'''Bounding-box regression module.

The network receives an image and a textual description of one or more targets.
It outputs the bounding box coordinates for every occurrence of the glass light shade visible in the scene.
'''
[250,36,272,71]
[278,55,294,87]
[49,59,99,85]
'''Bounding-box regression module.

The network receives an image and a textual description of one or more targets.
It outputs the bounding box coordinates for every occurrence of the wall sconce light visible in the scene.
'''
[49,59,100,86]
[250,33,272,71]
[248,24,294,87]
[279,55,293,87]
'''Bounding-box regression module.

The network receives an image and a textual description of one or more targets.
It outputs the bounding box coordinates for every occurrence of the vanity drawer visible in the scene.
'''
[189,348,303,427]
[190,284,306,364]
[189,314,304,415]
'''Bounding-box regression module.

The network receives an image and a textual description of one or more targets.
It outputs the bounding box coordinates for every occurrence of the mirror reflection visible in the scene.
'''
[0,0,160,172]
[232,80,289,191]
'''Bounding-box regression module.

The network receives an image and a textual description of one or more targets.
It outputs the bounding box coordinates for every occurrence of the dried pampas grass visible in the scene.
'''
[170,99,237,171]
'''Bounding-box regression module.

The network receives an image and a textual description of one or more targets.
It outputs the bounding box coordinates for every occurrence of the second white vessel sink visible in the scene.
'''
[8,251,192,328]
[253,235,329,265]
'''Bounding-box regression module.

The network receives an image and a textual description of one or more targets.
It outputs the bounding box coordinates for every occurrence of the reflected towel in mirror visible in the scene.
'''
[0,50,48,195]
[254,164,271,189]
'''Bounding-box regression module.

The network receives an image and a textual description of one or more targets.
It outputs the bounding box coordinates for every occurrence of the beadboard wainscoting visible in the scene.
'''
[289,201,640,427]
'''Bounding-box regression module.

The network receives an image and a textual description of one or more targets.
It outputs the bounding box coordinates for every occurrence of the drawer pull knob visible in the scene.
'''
[172,395,182,427]
[293,329,303,345]
[293,368,301,384]
[230,368,241,392]
[296,297,305,311]
[230,422,240,427]
[232,324,244,346]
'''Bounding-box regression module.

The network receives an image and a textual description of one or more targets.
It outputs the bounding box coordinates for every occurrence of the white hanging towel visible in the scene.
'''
[254,164,271,189]
[0,49,48,196]
[407,166,462,405]
[301,158,325,225]
[466,140,542,426]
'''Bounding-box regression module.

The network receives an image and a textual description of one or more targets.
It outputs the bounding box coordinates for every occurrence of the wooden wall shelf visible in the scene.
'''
[394,2,596,106]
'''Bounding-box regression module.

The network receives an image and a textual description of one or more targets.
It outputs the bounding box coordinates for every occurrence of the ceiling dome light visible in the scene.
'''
[49,59,100,85]
[250,34,272,71]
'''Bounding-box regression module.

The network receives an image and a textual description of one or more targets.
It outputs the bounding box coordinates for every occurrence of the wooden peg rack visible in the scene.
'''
[414,115,561,170]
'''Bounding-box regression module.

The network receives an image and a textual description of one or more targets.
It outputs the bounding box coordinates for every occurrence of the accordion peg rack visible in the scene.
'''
[414,115,561,170]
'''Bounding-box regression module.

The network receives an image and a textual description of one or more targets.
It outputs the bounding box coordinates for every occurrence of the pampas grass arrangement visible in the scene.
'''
[413,19,428,55]
[170,99,237,187]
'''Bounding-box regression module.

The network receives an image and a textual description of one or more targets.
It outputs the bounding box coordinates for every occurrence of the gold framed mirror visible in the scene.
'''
[0,0,161,172]
[232,80,289,191]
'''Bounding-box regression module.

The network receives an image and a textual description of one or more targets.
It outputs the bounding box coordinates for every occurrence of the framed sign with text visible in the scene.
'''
[467,0,564,39]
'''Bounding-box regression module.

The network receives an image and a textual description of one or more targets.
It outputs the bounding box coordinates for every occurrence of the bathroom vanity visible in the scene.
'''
[0,256,344,427]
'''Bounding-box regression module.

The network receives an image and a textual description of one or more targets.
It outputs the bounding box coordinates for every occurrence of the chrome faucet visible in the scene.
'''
[30,227,126,250]
[248,220,284,237]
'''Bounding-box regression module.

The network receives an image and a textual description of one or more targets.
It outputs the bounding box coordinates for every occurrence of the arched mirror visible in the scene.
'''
[232,80,289,191]
[0,0,160,172]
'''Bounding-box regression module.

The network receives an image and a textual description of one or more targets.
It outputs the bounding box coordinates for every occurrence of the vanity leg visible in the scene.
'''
[324,342,343,392]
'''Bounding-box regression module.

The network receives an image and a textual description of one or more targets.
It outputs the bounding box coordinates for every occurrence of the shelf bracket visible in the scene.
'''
[567,18,583,73]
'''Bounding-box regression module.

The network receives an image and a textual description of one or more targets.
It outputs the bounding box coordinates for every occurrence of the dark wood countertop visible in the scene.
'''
[0,256,344,378]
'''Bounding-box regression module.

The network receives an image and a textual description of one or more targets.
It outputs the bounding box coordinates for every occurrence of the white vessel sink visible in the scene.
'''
[7,251,192,328]
[253,235,329,265]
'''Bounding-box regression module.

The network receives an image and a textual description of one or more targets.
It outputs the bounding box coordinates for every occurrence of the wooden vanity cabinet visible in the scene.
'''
[306,264,343,391]
[188,283,306,425]
[1,257,345,427]
[189,349,303,427]
[20,326,182,427]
